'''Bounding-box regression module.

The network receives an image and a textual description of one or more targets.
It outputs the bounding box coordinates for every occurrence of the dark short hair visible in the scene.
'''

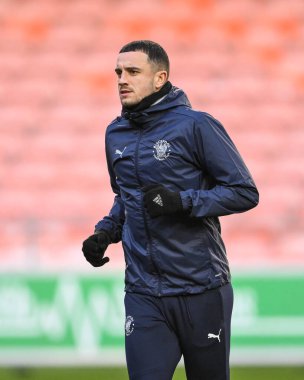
[119,40,170,77]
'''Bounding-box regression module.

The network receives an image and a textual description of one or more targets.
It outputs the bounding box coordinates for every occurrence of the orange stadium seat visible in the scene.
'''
[0,0,303,270]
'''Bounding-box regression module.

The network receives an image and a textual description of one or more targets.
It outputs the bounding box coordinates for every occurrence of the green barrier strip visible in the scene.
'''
[0,273,303,365]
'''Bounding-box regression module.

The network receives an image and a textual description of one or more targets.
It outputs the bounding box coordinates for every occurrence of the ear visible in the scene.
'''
[154,71,168,90]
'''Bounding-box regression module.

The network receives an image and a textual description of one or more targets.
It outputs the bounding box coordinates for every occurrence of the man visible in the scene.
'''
[82,40,259,380]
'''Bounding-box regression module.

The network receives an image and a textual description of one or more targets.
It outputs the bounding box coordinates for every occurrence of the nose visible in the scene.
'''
[118,71,128,86]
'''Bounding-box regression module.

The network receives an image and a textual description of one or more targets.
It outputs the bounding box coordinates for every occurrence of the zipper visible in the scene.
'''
[134,127,162,296]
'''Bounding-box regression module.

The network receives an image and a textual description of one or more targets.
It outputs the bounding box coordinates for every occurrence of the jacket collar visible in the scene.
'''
[120,85,192,125]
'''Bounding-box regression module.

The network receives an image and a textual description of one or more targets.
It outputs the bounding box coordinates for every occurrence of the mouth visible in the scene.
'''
[120,89,132,96]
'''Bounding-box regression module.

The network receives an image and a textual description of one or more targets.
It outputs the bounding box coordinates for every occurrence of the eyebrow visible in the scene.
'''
[115,66,141,73]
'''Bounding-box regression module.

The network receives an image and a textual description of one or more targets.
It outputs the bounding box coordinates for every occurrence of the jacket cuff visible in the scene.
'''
[180,191,193,213]
[94,219,122,243]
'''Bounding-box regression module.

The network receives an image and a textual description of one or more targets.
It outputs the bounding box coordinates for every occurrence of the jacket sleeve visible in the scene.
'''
[94,134,125,243]
[180,113,259,218]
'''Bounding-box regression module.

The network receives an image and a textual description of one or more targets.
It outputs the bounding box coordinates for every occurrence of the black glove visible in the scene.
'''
[143,184,183,218]
[82,230,111,267]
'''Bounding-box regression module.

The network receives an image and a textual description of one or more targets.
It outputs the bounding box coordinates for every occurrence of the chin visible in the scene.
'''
[121,99,140,107]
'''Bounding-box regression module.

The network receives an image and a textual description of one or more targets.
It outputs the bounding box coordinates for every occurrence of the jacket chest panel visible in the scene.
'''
[110,122,202,190]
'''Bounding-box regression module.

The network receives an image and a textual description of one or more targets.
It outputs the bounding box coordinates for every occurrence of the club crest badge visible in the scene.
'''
[125,315,135,336]
[153,140,171,161]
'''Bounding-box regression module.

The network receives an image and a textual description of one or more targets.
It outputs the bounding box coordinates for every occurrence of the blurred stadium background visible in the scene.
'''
[0,0,304,378]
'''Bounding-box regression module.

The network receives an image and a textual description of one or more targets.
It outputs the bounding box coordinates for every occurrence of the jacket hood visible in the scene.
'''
[119,86,192,125]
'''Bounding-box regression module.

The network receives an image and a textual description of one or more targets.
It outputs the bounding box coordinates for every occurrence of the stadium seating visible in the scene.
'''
[0,0,303,269]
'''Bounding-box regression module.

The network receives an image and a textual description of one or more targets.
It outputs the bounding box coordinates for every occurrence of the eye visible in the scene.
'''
[115,69,122,77]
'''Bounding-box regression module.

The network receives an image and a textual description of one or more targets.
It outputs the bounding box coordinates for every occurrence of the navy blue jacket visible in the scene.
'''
[95,86,259,296]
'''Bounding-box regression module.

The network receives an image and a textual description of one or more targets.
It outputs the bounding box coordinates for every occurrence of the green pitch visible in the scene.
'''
[0,367,304,380]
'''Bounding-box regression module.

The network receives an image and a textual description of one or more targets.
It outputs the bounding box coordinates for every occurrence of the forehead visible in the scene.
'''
[116,51,150,68]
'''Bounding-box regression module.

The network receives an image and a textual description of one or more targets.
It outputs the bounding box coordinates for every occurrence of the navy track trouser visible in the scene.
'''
[124,283,233,380]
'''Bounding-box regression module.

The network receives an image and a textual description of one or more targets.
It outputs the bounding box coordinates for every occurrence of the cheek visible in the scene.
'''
[140,79,156,97]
